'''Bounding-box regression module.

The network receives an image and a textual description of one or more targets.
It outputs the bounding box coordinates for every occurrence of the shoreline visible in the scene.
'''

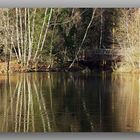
[0,60,140,74]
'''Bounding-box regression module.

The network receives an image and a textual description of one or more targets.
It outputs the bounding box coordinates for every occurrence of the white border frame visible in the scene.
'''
[0,0,139,139]
[0,0,140,7]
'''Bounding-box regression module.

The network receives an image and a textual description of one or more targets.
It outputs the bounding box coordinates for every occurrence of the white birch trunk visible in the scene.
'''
[27,8,31,66]
[27,8,37,65]
[31,8,36,46]
[16,8,22,61]
[69,8,96,69]
[48,9,59,68]
[24,8,27,66]
[99,8,103,48]
[19,8,24,62]
[33,8,48,61]
[40,8,53,52]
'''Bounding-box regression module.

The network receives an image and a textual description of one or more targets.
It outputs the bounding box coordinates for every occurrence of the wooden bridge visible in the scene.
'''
[78,48,129,61]
[68,48,132,71]
[66,48,132,71]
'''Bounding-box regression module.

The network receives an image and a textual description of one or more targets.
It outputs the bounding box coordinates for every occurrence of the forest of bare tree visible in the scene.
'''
[0,8,140,133]
[0,8,139,73]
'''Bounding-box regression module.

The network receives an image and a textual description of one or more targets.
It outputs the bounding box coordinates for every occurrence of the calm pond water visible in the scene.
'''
[0,72,140,132]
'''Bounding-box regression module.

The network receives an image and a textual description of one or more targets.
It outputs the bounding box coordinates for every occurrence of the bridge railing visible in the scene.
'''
[77,48,130,61]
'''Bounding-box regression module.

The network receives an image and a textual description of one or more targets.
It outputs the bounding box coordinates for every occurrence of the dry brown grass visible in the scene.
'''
[114,9,140,72]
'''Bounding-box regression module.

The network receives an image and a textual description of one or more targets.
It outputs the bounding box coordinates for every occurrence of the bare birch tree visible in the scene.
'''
[69,8,96,69]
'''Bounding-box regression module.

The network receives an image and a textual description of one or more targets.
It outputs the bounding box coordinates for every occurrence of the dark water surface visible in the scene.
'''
[0,72,139,132]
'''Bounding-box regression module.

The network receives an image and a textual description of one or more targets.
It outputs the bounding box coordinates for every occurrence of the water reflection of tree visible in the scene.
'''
[0,74,52,132]
[0,73,139,132]
[54,73,101,132]
[0,73,102,132]
[111,74,140,132]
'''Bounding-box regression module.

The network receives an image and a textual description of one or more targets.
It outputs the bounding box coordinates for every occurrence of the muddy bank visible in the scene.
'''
[0,60,86,73]
[0,60,139,73]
